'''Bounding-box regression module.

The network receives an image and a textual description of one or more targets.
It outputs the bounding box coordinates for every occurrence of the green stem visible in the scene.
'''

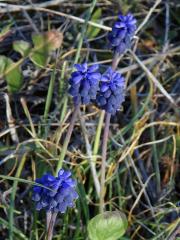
[59,61,68,123]
[56,105,79,175]
[74,0,97,64]
[60,96,68,123]
[93,111,105,163]
[100,112,111,213]
[9,153,27,240]
[150,113,161,193]
[44,67,56,121]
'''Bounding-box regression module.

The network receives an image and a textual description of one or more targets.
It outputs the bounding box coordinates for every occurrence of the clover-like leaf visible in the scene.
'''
[0,22,12,41]
[13,40,31,57]
[30,30,63,67]
[0,55,23,92]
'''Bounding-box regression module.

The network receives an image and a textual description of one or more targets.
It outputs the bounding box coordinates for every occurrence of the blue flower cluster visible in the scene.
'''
[68,64,125,115]
[68,13,137,114]
[68,63,101,105]
[96,68,125,115]
[32,169,78,213]
[108,13,137,54]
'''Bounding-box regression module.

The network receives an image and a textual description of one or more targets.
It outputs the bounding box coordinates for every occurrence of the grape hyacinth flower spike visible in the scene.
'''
[56,63,101,174]
[32,169,78,240]
[32,169,78,213]
[108,13,137,55]
[97,67,125,115]
[69,63,101,105]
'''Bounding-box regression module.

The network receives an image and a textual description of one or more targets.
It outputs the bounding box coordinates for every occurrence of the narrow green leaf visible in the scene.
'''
[0,217,28,240]
[176,135,180,149]
[43,67,56,121]
[87,8,102,38]
[13,40,31,57]
[0,55,23,92]
[9,154,27,240]
[0,174,55,192]
[88,211,128,240]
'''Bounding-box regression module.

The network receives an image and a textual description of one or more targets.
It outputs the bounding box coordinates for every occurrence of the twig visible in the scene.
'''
[119,121,179,163]
[89,46,180,75]
[4,93,19,144]
[46,212,57,240]
[168,224,180,240]
[22,8,39,33]
[135,150,156,203]
[128,173,155,222]
[164,0,170,50]
[129,50,176,107]
[0,0,66,12]
[135,0,162,34]
[0,151,16,166]
[119,134,156,219]
[0,3,111,31]
[46,212,52,232]
[134,135,173,149]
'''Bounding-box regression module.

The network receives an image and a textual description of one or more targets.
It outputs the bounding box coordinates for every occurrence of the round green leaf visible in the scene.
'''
[88,211,128,240]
